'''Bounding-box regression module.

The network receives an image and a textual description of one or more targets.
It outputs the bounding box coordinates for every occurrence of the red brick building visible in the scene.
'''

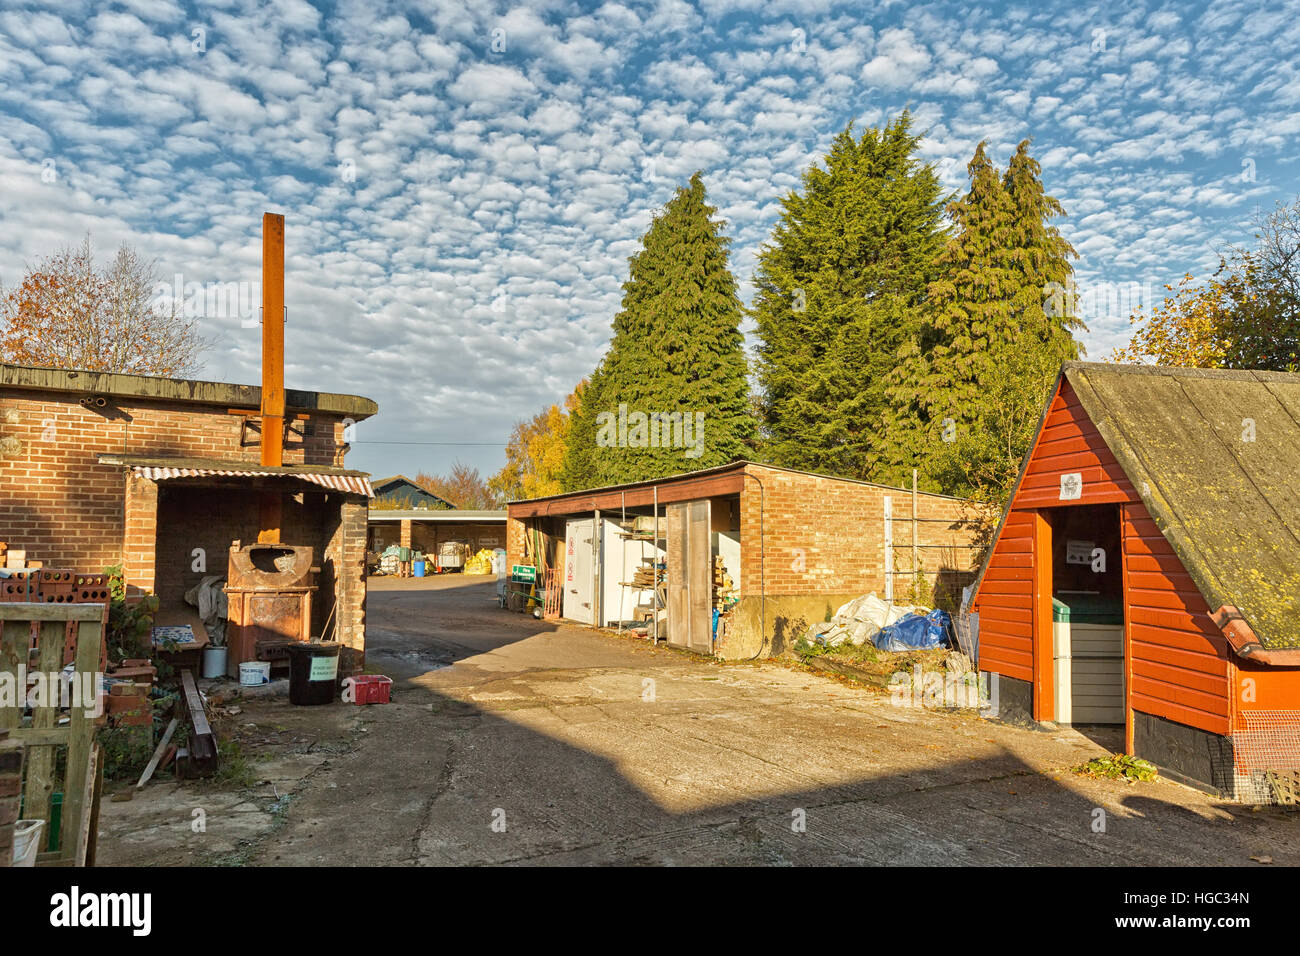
[0,362,377,671]
[507,461,985,658]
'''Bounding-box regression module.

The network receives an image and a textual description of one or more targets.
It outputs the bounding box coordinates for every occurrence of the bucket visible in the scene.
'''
[13,819,45,867]
[239,660,272,686]
[202,646,228,679]
[413,560,426,577]
[286,642,341,706]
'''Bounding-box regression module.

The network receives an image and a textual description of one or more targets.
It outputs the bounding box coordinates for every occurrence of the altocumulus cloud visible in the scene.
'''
[0,0,1297,479]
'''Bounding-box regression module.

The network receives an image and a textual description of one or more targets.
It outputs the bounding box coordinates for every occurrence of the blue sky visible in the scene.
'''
[1,0,1298,483]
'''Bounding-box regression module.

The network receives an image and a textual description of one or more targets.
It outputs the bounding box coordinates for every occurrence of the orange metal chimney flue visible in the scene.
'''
[261,212,286,467]
[258,212,286,543]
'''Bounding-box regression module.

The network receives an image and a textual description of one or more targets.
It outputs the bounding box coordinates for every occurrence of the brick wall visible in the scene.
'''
[738,464,983,602]
[332,499,368,671]
[153,484,335,604]
[0,386,350,574]
[0,385,370,668]
[505,516,527,572]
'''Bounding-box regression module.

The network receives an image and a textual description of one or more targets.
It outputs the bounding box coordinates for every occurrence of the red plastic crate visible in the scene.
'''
[346,674,392,705]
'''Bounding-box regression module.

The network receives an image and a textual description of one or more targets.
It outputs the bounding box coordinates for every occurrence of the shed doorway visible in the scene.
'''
[1044,504,1125,725]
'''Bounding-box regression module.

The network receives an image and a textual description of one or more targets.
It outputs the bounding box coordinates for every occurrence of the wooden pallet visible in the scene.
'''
[1266,770,1300,806]
[0,603,105,866]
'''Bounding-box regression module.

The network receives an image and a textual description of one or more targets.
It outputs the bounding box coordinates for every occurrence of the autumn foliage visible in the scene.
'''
[490,383,584,501]
[0,237,206,376]
[414,461,500,510]
[1114,200,1300,372]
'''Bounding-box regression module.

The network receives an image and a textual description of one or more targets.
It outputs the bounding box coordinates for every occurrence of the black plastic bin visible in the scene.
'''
[285,642,341,706]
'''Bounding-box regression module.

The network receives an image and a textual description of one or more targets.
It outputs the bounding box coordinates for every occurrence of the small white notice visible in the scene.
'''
[1059,472,1083,500]
[309,655,338,682]
[1065,539,1095,565]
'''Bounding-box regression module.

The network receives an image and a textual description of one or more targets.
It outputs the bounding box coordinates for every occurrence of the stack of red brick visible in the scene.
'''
[105,659,157,728]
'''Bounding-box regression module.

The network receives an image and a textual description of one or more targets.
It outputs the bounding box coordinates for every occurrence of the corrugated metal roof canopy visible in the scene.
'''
[99,454,373,497]
[1066,362,1300,651]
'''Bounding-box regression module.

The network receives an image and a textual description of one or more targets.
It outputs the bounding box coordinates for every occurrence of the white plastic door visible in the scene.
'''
[563,518,595,625]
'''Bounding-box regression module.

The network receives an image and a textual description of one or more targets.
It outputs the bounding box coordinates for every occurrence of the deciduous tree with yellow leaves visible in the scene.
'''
[490,383,584,502]
[1114,200,1300,371]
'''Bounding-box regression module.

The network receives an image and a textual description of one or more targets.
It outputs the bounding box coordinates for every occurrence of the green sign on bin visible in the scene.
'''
[511,564,537,583]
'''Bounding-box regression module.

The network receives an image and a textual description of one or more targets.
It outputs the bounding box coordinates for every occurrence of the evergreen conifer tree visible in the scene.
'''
[561,172,754,488]
[752,113,948,480]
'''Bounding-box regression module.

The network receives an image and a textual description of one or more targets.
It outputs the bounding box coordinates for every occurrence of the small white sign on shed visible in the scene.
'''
[1059,472,1083,500]
[1065,539,1095,565]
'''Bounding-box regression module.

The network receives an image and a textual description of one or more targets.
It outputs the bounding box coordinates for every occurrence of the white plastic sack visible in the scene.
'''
[809,592,926,647]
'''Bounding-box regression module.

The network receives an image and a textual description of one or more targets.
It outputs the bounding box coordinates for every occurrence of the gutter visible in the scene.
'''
[1211,605,1300,666]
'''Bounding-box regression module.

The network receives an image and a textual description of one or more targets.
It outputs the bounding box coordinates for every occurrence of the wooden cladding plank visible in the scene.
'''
[1124,585,1205,614]
[1127,606,1223,641]
[510,470,746,518]
[688,498,712,653]
[1123,551,1194,576]
[665,502,688,649]
[1126,569,1202,594]
[980,567,1035,584]
[1130,674,1229,718]
[979,646,1033,682]
[1131,694,1230,736]
[1128,647,1227,691]
[978,603,1032,625]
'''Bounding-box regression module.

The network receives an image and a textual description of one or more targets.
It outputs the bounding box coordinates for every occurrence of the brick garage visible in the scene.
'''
[0,363,377,672]
[507,461,986,659]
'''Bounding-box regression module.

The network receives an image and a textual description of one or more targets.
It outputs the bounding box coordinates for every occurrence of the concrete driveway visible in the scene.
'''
[101,574,1298,866]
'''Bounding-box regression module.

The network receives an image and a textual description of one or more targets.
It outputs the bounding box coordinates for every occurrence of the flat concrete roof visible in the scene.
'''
[0,362,377,419]
[507,459,973,518]
[368,509,506,522]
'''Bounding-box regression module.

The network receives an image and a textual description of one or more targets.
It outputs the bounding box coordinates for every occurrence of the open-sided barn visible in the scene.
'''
[970,361,1300,801]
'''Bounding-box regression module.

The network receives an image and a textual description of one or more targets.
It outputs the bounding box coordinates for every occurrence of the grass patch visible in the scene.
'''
[97,726,155,781]
[793,636,881,664]
[1073,753,1158,782]
[212,739,259,789]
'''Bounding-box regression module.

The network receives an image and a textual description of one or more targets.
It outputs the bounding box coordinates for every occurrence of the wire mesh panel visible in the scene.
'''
[1229,710,1300,805]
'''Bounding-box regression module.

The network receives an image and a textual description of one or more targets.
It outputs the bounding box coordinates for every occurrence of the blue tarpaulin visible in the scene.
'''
[872,609,953,652]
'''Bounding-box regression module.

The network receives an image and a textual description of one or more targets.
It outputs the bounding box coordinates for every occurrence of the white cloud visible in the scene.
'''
[0,0,1297,480]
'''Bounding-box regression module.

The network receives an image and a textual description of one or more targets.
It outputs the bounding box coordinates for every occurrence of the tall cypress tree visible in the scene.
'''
[751,113,948,480]
[891,139,1082,500]
[561,172,754,488]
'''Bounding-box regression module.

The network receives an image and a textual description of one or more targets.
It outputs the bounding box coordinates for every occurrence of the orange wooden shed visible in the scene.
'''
[970,362,1300,801]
